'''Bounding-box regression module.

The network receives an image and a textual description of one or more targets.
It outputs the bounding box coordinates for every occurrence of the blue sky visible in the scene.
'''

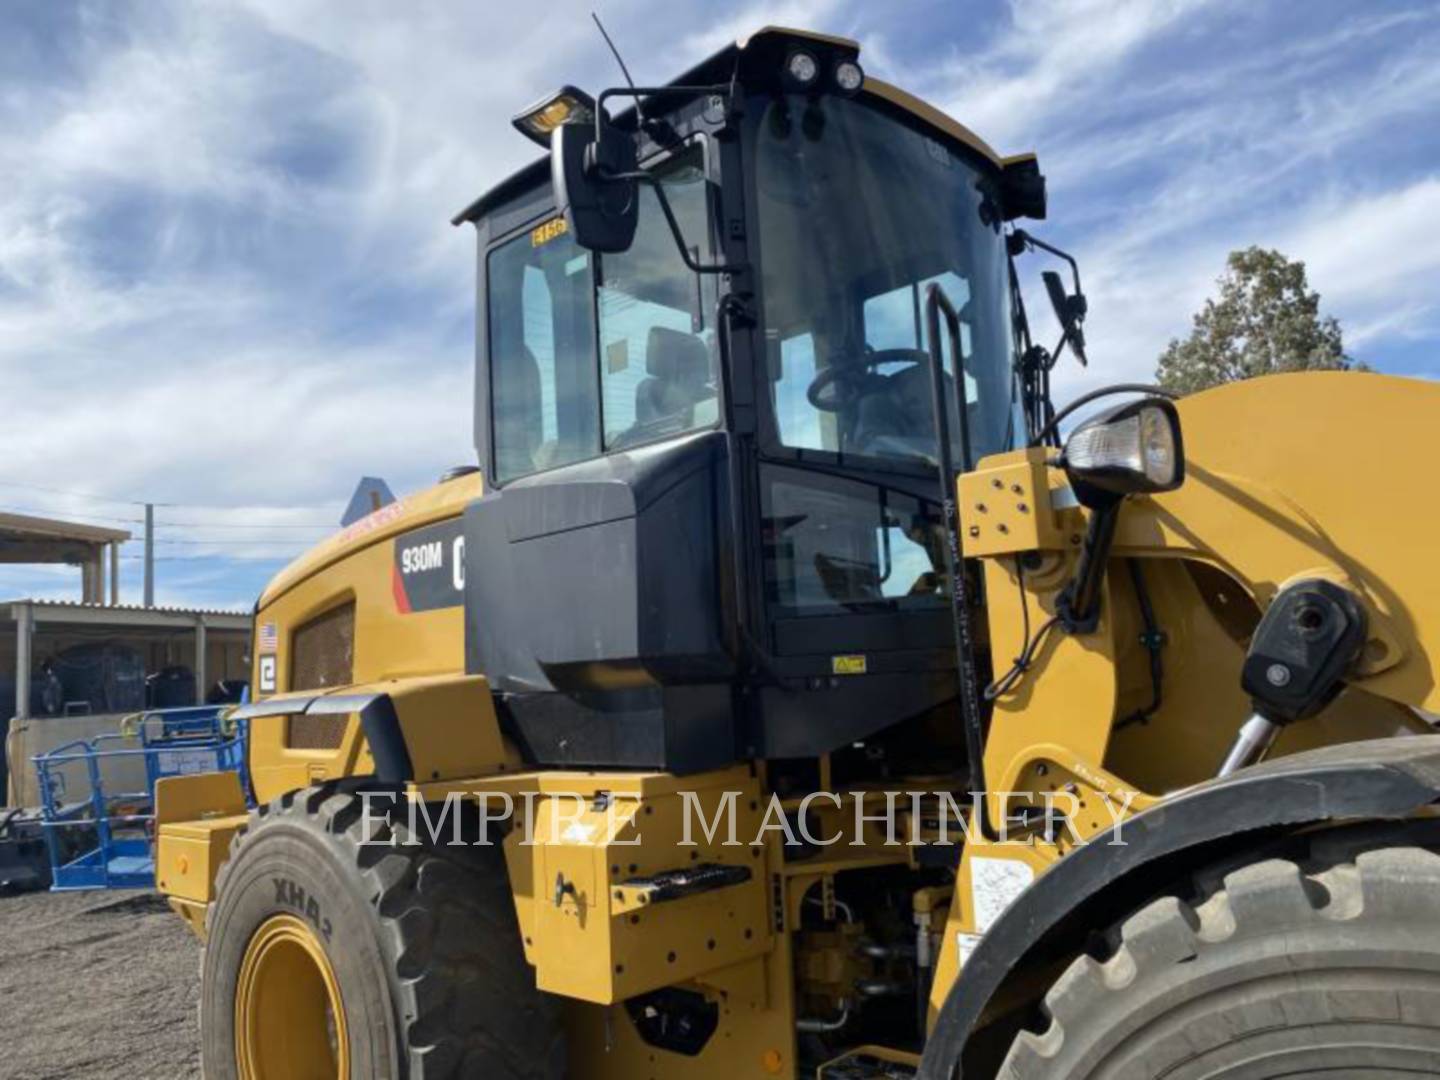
[3,0,1438,609]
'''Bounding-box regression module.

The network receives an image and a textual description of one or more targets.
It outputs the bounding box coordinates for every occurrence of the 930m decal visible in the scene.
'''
[392,518,465,613]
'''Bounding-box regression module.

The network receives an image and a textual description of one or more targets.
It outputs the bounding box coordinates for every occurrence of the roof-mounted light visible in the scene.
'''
[834,59,864,95]
[511,86,596,148]
[785,49,820,88]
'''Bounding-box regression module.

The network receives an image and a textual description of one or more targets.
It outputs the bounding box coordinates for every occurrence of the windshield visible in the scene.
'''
[754,94,1019,470]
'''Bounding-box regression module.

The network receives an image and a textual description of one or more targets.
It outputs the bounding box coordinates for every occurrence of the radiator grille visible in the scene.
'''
[287,601,355,750]
[288,713,351,751]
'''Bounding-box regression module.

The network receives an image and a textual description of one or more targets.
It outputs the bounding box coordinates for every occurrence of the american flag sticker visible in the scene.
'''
[258,621,279,653]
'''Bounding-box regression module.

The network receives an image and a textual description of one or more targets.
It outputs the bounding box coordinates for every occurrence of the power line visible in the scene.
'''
[0,503,144,525]
[1,509,331,538]
[152,519,335,530]
[0,479,342,522]
[151,504,339,520]
[119,538,316,547]
[0,479,148,506]
[120,558,295,567]
[2,502,336,531]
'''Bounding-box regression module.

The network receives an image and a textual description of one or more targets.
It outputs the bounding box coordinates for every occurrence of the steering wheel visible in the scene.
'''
[806,348,932,412]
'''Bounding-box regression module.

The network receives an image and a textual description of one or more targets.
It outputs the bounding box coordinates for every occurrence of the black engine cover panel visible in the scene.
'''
[464,430,739,772]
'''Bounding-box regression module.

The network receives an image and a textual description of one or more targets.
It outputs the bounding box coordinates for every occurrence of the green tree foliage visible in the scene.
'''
[1156,246,1363,394]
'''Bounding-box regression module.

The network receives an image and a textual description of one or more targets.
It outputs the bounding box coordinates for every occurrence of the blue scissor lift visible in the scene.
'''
[32,706,247,891]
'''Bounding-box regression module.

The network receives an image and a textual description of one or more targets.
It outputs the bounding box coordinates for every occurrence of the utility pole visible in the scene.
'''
[144,502,155,608]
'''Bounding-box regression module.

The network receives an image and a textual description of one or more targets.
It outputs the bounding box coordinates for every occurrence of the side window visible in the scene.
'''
[487,223,598,482]
[598,148,718,450]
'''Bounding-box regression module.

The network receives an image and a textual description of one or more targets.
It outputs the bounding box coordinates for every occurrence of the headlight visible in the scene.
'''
[1061,397,1184,506]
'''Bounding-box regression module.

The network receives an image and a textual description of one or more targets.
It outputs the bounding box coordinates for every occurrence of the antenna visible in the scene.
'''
[591,12,644,126]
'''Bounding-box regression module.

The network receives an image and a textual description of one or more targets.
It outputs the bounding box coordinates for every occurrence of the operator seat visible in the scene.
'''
[852,362,958,461]
[635,326,711,427]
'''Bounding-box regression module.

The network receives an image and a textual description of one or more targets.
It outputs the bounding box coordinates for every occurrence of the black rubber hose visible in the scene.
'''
[1029,383,1179,448]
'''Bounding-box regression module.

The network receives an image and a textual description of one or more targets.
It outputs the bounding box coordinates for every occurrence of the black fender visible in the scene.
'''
[229,692,412,784]
[919,734,1440,1079]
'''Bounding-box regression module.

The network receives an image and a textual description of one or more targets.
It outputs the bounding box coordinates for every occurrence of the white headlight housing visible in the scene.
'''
[1062,397,1184,506]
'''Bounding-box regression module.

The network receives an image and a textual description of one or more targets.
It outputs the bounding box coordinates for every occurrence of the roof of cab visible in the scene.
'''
[452,26,1018,228]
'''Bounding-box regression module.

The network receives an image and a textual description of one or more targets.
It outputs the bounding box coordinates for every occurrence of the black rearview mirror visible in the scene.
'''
[552,122,638,254]
[1042,269,1088,366]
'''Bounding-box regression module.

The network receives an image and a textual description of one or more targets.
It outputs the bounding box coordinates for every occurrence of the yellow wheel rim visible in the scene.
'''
[235,914,350,1080]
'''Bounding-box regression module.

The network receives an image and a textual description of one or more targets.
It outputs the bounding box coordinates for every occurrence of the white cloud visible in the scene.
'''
[934,0,1218,149]
[678,0,848,57]
[1285,179,1440,309]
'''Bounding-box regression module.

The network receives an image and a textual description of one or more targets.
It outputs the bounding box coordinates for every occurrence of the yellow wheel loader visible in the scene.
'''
[154,27,1440,1080]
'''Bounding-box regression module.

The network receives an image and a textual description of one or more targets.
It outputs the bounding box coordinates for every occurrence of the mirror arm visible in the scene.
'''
[649,176,747,276]
[589,83,747,276]
[595,84,732,145]
[1013,228,1088,365]
[1012,228,1084,299]
[585,164,746,275]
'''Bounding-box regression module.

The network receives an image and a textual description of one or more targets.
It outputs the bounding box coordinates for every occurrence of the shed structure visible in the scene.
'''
[2,601,251,805]
[0,511,129,605]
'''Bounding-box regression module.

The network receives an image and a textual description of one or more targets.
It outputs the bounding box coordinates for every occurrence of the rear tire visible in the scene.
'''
[1001,839,1440,1078]
[201,786,565,1079]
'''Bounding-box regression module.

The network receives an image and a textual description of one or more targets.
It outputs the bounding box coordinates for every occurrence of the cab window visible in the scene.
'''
[486,225,598,483]
[487,144,716,482]
[598,148,717,450]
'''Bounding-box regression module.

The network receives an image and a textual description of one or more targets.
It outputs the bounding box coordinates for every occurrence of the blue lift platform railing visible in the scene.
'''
[32,704,248,891]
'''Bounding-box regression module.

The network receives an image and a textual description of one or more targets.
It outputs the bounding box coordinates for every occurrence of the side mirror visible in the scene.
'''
[1061,397,1184,509]
[552,121,638,254]
[1042,269,1088,366]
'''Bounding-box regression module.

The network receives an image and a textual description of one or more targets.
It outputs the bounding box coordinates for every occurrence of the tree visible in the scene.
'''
[1156,246,1363,394]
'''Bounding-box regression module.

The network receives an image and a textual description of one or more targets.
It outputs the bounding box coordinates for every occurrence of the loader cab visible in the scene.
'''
[453,29,1041,774]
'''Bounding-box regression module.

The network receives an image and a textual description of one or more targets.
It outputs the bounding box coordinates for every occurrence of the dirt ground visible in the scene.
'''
[0,889,201,1079]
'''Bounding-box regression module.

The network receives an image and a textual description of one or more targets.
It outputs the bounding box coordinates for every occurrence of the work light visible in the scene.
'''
[512,86,596,147]
[834,59,864,94]
[786,50,820,87]
[1061,398,1184,505]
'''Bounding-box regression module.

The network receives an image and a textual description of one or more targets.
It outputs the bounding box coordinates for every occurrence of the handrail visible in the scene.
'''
[924,283,989,835]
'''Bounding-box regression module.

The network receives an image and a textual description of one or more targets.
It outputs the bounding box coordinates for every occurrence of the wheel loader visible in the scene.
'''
[153,26,1440,1080]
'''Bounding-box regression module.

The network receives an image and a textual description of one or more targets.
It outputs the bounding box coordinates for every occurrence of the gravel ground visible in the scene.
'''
[0,889,201,1079]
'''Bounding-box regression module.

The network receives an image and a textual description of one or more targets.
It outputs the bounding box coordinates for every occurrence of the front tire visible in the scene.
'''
[201,786,564,1080]
[1001,839,1440,1078]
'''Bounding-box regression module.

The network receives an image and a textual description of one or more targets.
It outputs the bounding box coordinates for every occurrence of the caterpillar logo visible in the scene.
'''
[392,519,465,614]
